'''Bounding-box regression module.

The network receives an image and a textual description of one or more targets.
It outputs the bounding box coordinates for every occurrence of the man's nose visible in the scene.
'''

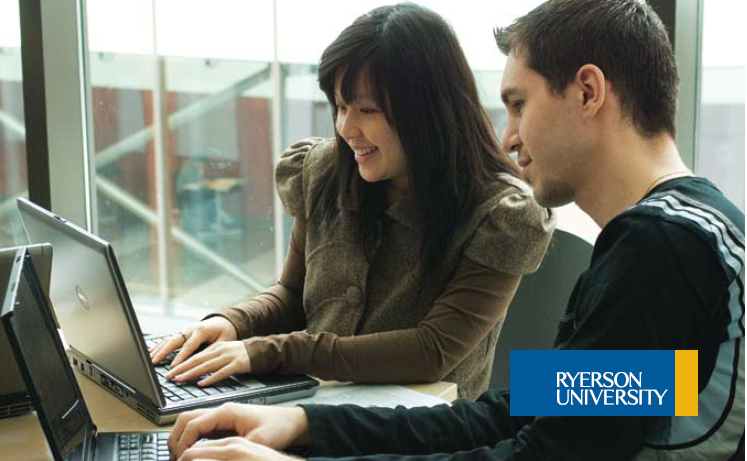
[501,122,521,155]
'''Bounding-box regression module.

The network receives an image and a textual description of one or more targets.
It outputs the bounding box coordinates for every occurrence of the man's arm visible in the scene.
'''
[303,218,726,460]
[303,390,523,458]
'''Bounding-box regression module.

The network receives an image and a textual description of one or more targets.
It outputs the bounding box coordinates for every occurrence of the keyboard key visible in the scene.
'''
[203,387,222,396]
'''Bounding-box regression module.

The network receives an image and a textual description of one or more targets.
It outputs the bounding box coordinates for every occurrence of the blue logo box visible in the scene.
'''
[510,350,676,416]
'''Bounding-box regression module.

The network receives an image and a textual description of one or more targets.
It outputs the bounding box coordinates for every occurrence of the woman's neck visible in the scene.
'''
[386,176,410,204]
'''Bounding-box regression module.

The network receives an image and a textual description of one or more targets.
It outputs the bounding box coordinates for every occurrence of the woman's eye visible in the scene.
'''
[511,101,524,112]
[360,108,377,115]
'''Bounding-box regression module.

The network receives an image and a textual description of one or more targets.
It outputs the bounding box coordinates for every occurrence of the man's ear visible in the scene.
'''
[575,64,606,118]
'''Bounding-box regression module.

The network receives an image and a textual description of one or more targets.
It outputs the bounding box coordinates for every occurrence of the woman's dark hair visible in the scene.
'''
[315,3,519,287]
[494,0,679,138]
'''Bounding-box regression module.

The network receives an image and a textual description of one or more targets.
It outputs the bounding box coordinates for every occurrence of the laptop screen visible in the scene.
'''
[2,252,91,459]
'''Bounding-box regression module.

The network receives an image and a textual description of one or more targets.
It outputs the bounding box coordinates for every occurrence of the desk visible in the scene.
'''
[0,373,457,460]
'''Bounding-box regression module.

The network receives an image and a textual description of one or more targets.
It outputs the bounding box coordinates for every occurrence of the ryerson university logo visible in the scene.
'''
[510,350,698,416]
[555,371,667,406]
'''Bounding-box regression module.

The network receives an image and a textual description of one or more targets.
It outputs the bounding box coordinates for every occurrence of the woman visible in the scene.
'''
[150,3,554,399]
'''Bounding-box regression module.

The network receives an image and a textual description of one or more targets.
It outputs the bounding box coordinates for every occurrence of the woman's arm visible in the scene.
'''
[243,257,521,383]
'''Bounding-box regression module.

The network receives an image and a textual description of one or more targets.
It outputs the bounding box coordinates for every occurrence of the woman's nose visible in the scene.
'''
[336,111,360,139]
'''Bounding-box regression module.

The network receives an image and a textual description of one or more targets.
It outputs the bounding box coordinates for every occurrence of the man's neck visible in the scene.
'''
[574,134,689,229]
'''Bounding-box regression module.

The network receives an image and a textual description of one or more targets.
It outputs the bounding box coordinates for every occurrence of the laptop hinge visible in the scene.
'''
[84,426,98,461]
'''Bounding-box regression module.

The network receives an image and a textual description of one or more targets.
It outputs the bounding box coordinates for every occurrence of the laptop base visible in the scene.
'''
[0,393,34,419]
[68,347,318,425]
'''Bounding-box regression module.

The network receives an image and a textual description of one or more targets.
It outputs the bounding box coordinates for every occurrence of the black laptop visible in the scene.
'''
[0,243,53,419]
[1,247,170,461]
[17,198,318,425]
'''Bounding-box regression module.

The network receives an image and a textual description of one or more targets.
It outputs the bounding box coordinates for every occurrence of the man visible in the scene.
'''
[168,1,744,459]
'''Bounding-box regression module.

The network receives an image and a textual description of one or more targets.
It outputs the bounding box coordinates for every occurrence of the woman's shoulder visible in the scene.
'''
[275,137,336,218]
[477,172,549,223]
[463,172,556,275]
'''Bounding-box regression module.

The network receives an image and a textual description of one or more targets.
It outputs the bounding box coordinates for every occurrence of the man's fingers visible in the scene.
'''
[173,413,223,459]
[173,406,244,459]
[178,443,230,461]
[169,409,208,455]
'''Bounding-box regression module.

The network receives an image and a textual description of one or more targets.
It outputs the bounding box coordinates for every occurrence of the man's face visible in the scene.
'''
[500,51,586,208]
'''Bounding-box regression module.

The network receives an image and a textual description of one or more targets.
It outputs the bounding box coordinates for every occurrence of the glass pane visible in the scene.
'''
[86,1,276,318]
[0,0,28,247]
[698,1,745,211]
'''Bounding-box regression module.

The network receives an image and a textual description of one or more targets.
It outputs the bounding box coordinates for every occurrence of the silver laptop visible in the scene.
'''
[17,198,318,425]
[0,243,53,419]
[1,248,169,460]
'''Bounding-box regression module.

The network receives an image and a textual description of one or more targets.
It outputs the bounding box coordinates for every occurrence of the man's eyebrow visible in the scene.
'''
[501,87,519,105]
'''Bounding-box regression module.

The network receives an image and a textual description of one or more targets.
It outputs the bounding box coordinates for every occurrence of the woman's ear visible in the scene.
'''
[575,64,606,118]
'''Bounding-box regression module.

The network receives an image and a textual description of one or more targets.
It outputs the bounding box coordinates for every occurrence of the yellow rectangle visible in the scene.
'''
[675,350,698,416]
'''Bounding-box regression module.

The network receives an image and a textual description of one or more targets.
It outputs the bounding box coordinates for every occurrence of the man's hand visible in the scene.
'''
[177,437,301,461]
[169,402,310,460]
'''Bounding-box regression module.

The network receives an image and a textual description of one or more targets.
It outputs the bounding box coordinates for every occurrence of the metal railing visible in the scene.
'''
[0,62,273,296]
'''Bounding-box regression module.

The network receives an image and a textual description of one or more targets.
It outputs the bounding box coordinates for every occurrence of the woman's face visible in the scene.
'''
[334,69,408,195]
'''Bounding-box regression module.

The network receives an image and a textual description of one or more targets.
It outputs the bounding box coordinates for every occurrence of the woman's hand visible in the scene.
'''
[165,341,250,386]
[169,403,310,460]
[149,317,238,368]
[177,437,300,461]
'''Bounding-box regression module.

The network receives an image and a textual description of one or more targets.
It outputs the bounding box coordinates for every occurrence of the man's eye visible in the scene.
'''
[511,101,524,112]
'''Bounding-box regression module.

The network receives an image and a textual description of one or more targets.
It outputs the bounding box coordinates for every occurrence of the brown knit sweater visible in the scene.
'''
[209,138,555,399]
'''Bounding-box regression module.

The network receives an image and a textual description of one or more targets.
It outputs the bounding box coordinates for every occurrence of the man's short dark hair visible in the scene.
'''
[495,0,679,138]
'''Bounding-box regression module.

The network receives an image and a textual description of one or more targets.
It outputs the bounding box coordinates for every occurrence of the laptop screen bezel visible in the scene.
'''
[0,249,96,461]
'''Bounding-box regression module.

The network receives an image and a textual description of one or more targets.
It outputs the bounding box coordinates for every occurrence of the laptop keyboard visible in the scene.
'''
[146,338,260,402]
[117,432,169,461]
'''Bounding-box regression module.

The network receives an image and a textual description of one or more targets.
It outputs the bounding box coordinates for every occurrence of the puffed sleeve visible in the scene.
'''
[465,177,555,275]
[275,137,335,219]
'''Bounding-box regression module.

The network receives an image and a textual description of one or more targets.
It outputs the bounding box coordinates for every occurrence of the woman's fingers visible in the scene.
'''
[149,333,186,365]
[174,357,228,383]
[196,361,244,387]
[170,332,210,368]
[166,347,218,379]
[169,342,250,382]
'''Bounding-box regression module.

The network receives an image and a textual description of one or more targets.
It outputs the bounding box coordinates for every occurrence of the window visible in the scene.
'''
[697,1,745,211]
[86,1,278,317]
[0,0,27,247]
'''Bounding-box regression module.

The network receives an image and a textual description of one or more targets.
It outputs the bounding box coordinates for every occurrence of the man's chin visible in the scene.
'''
[533,183,574,209]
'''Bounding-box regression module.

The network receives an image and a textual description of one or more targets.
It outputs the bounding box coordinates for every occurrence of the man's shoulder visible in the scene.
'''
[590,177,744,292]
[604,178,743,257]
[636,176,744,234]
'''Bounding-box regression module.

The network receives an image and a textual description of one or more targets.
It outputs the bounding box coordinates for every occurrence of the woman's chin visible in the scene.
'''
[357,168,382,184]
